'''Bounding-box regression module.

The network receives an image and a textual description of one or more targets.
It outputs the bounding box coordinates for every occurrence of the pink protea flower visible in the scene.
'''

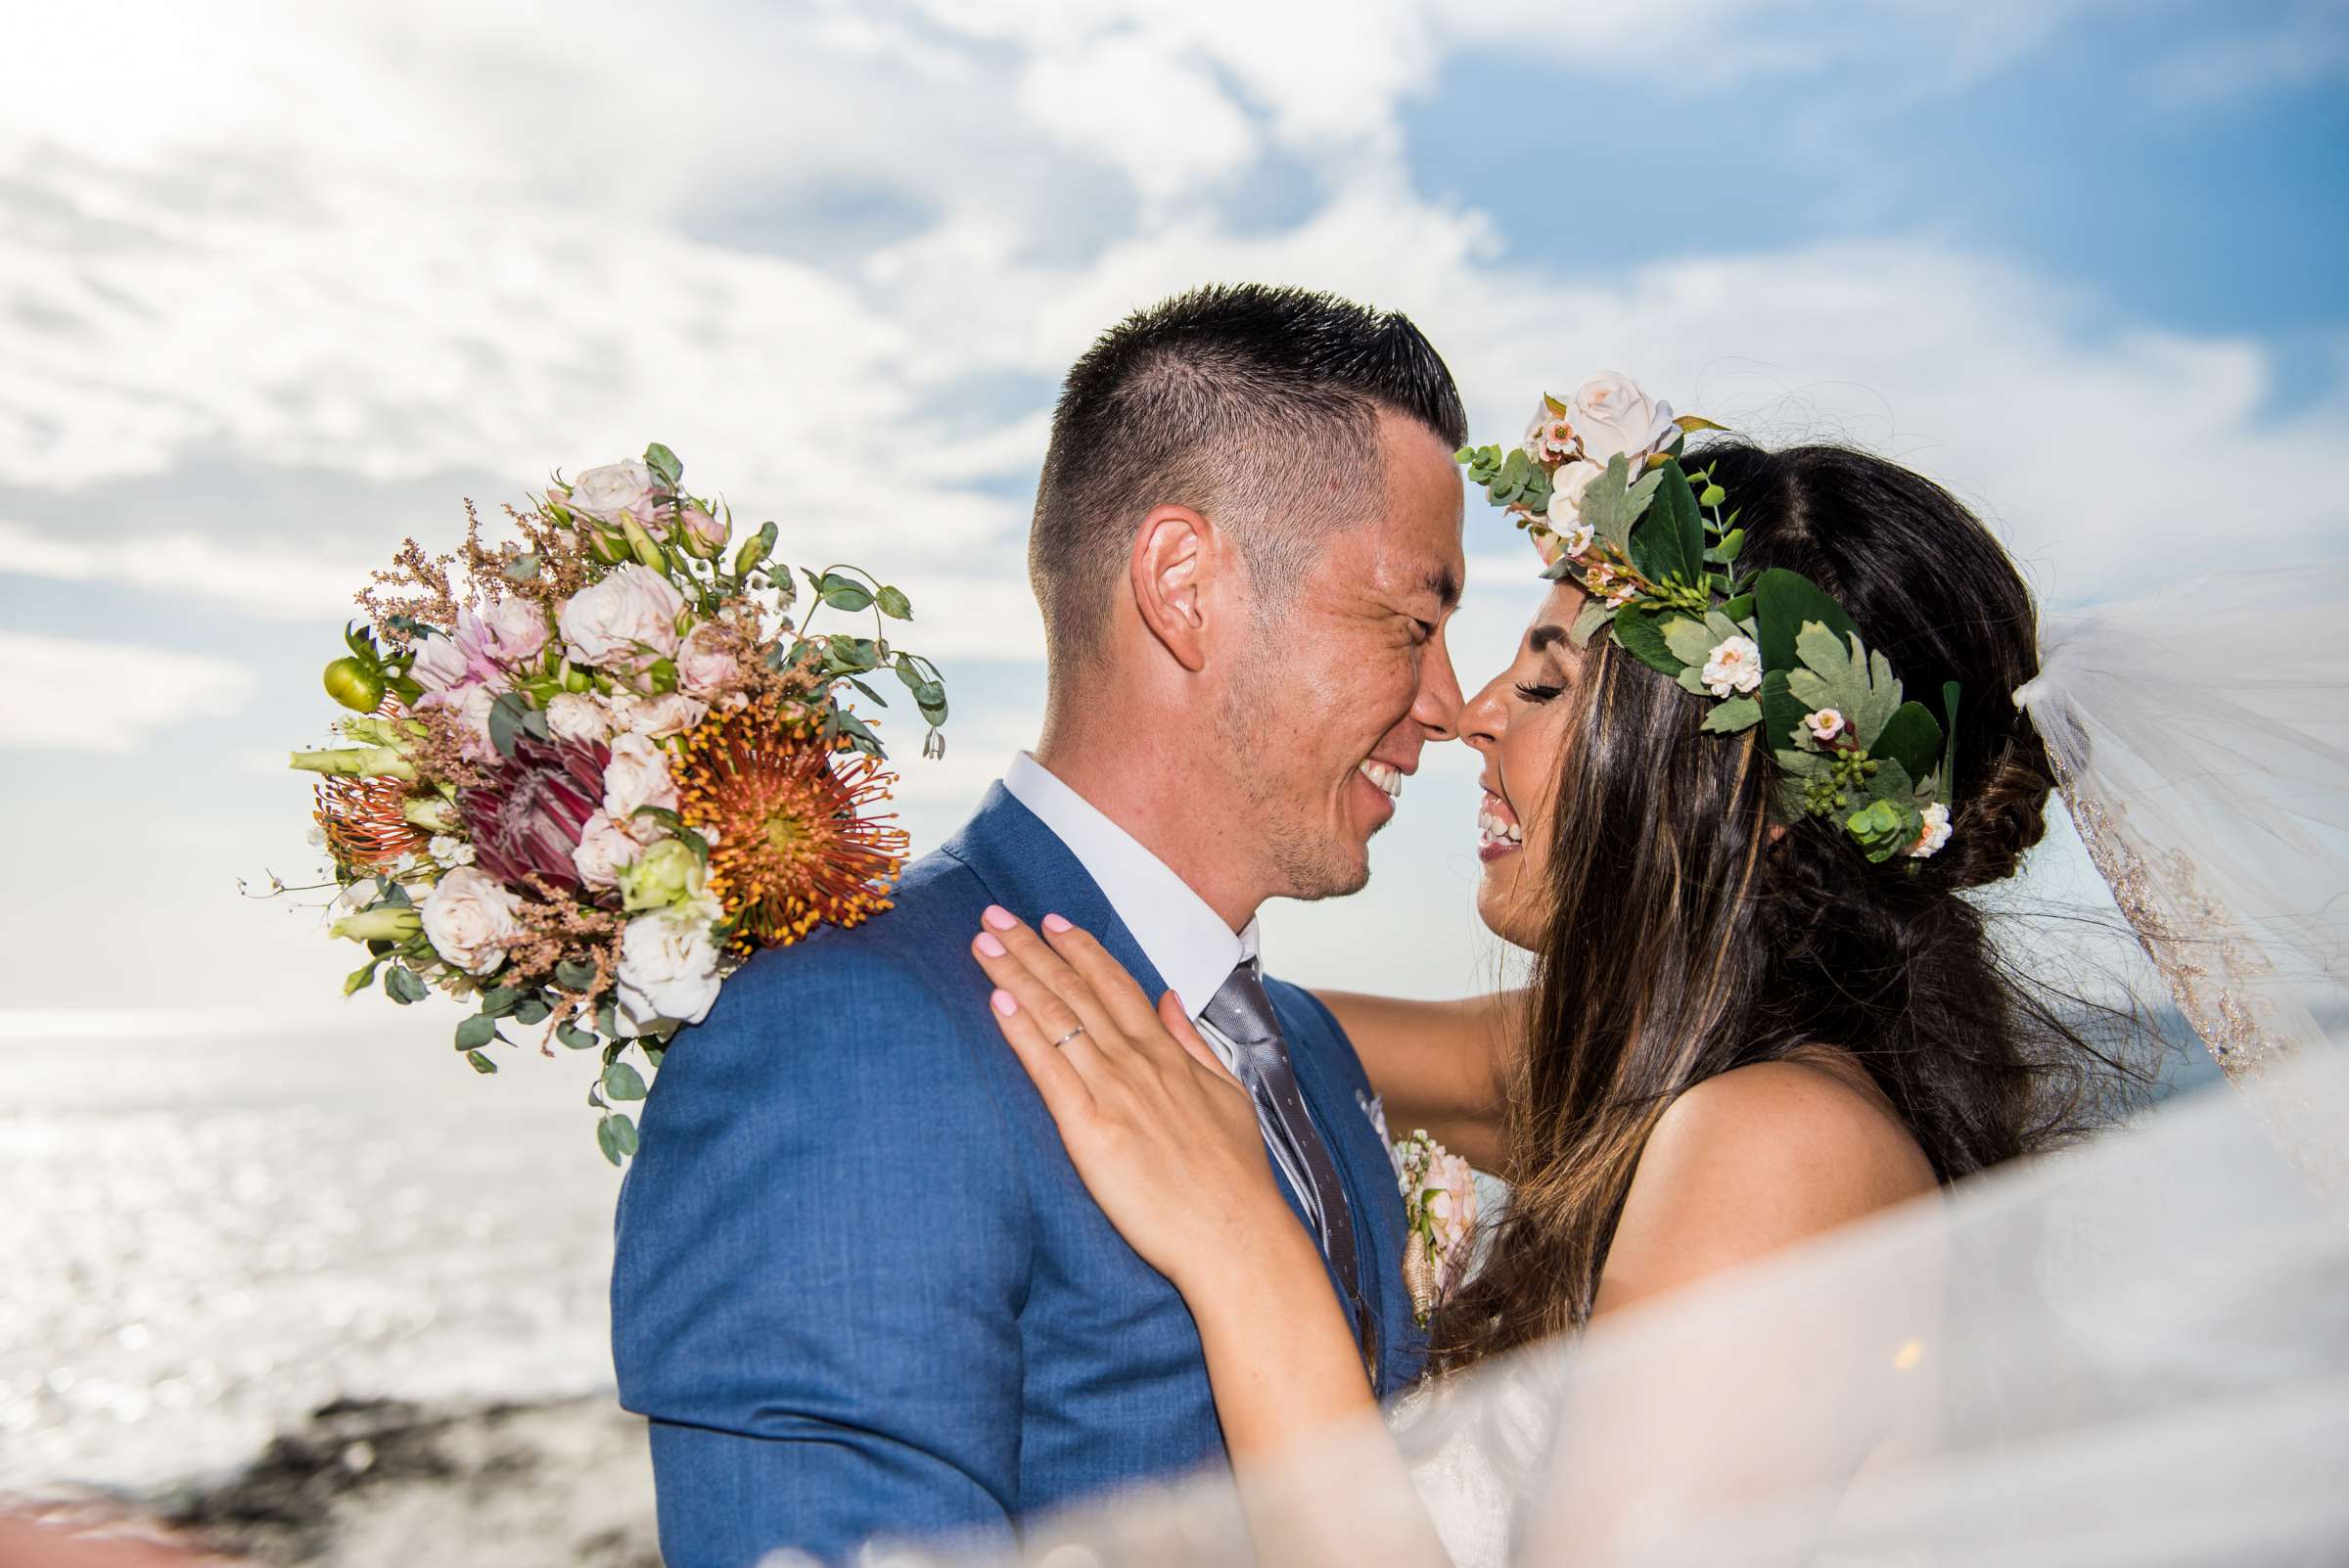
[460,734,612,894]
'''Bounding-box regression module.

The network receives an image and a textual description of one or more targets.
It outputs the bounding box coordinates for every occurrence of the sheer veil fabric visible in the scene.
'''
[873,570,2349,1568]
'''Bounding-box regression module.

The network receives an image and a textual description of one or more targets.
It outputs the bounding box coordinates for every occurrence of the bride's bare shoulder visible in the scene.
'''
[1591,1055,1937,1316]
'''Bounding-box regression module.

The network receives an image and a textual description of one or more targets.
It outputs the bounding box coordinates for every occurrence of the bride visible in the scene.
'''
[962,415,2340,1563]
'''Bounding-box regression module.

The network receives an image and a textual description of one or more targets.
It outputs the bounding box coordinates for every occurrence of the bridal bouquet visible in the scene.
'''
[281,443,947,1162]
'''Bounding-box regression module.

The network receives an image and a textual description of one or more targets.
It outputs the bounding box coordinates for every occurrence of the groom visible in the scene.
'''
[613,284,1470,1566]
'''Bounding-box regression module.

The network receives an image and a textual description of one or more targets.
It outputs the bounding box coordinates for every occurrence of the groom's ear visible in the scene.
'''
[1129,504,1219,673]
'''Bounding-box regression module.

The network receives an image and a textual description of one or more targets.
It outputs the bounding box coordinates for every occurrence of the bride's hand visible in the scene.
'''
[970,905,1295,1295]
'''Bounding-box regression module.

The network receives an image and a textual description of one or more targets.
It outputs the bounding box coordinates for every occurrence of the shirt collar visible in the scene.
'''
[1000,751,1258,1018]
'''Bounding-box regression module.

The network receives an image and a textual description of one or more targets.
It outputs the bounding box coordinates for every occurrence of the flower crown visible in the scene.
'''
[1458,376,1958,864]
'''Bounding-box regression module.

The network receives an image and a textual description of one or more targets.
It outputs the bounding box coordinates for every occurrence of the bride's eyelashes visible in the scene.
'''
[1514,681,1564,704]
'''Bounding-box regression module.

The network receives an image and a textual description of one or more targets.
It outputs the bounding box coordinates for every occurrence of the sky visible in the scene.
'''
[2,0,2345,1047]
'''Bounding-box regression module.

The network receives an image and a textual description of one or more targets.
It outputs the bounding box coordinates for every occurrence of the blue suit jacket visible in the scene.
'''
[612,783,1424,1567]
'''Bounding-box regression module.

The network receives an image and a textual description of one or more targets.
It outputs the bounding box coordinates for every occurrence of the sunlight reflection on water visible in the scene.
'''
[3,1012,622,1493]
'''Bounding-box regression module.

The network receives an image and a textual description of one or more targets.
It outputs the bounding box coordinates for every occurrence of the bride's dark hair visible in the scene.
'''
[1432,441,2146,1367]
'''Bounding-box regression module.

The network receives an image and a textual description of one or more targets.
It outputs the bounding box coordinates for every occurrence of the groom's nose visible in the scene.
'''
[1413,622,1464,742]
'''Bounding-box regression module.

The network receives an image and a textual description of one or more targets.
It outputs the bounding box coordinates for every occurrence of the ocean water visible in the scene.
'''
[2,1010,625,1495]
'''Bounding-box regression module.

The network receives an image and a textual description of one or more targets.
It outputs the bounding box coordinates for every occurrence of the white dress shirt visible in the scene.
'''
[1000,752,1316,1217]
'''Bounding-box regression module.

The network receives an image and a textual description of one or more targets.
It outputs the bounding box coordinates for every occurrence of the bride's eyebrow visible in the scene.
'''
[1528,624,1569,654]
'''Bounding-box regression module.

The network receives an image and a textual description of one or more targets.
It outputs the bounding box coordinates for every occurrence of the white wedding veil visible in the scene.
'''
[870,568,2349,1568]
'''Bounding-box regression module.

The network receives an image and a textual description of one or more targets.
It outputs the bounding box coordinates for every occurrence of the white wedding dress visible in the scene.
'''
[892,570,2349,1568]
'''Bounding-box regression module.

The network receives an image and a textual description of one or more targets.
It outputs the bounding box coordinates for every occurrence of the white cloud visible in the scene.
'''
[0,631,254,752]
[0,521,367,619]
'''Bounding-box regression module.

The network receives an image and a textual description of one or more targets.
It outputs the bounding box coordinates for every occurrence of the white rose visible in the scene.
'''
[409,629,472,694]
[476,596,550,666]
[1568,372,1679,470]
[1546,458,1603,523]
[572,813,655,890]
[419,865,526,976]
[614,899,724,1032]
[1909,802,1954,859]
[1701,635,1763,698]
[602,731,680,826]
[558,563,685,671]
[675,623,738,700]
[620,691,709,741]
[566,459,659,523]
[544,691,612,745]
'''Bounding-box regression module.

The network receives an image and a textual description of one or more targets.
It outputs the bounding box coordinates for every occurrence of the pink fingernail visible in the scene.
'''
[975,932,1007,957]
[982,904,1017,931]
[990,988,1018,1017]
[1041,913,1073,934]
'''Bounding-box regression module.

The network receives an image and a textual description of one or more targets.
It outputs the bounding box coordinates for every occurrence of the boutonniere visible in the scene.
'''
[1394,1130,1479,1326]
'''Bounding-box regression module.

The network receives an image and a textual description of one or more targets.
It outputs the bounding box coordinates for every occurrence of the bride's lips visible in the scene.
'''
[1477,784,1523,864]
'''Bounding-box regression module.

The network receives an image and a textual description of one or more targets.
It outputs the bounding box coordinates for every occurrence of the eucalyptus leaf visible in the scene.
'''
[486,691,530,760]
[513,996,551,1026]
[596,1115,625,1166]
[603,1061,648,1101]
[455,1015,499,1050]
[876,585,912,620]
[554,958,598,992]
[384,965,427,1005]
[556,1020,598,1050]
[822,583,875,613]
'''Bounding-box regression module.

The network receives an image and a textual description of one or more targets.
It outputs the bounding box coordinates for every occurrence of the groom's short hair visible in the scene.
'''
[1030,284,1466,665]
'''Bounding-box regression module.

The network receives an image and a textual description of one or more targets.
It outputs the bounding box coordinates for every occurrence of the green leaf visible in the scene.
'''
[384,965,428,1005]
[1659,614,1714,668]
[556,1020,598,1050]
[1873,702,1945,785]
[845,675,889,708]
[344,959,383,996]
[1701,697,1762,733]
[553,958,599,992]
[479,985,526,1017]
[486,691,530,760]
[603,1060,648,1101]
[1566,597,1615,648]
[875,584,912,620]
[1628,460,1705,588]
[1576,454,1662,558]
[455,1015,499,1050]
[643,441,683,488]
[342,622,379,665]
[520,705,552,743]
[513,996,551,1026]
[596,1114,626,1166]
[1607,608,1684,678]
[833,707,883,754]
[1704,528,1744,565]
[502,553,540,583]
[465,1048,498,1074]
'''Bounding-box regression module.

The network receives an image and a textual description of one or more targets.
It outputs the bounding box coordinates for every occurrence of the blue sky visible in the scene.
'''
[1,0,2343,1032]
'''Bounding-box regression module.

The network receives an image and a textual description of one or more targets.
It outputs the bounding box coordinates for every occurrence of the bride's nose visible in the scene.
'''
[1461,670,1508,755]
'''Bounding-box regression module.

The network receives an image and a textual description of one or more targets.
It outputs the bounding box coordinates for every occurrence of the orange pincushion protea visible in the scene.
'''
[314,772,428,872]
[675,700,910,951]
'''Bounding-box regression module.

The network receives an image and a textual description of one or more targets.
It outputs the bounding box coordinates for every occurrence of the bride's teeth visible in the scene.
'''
[1358,761,1403,799]
[1477,799,1524,849]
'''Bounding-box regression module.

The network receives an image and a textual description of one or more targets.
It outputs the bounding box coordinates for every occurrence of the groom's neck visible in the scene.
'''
[1031,716,1264,935]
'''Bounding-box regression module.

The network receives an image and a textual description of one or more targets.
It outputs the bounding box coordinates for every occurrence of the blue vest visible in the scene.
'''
[612,783,1425,1567]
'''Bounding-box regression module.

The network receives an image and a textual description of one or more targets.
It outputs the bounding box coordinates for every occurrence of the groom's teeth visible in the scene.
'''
[1358,761,1404,799]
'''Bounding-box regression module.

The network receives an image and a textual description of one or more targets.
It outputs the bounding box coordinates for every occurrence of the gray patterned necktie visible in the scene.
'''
[1201,958,1377,1375]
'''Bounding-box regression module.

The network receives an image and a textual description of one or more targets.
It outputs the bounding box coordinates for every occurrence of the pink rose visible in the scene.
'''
[558,564,685,672]
[409,628,473,695]
[473,597,550,667]
[675,623,738,700]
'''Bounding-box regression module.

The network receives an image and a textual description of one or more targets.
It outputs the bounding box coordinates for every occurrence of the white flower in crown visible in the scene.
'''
[1522,397,1581,465]
[1908,802,1954,859]
[1803,709,1847,745]
[1395,1130,1480,1325]
[1701,635,1762,698]
[1566,373,1679,471]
